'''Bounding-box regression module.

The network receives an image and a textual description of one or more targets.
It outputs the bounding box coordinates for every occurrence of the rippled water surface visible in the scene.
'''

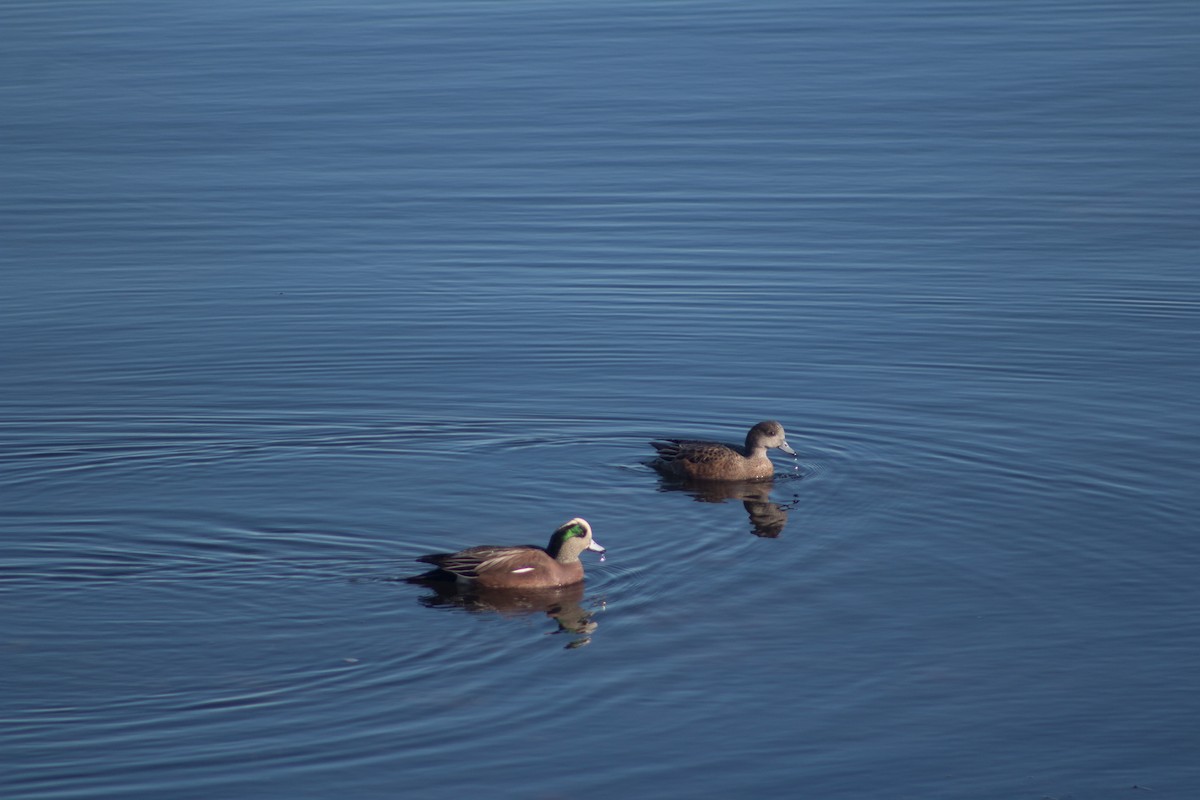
[3,1,1199,798]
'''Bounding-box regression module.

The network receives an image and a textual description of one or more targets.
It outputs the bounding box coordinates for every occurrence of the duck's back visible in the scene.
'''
[651,438,771,481]
[418,544,539,578]
[418,544,584,588]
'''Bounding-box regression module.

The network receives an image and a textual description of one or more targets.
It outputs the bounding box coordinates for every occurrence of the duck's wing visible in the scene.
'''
[418,545,543,580]
[652,439,734,466]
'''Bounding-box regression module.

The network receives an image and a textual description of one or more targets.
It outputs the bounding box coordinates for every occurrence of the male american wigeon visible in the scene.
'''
[650,420,797,482]
[412,517,605,589]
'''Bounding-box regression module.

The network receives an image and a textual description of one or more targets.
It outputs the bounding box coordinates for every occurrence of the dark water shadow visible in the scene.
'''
[404,576,600,649]
[655,474,800,538]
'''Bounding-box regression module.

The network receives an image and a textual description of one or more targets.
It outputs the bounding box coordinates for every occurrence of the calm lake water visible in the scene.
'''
[3,1,1199,798]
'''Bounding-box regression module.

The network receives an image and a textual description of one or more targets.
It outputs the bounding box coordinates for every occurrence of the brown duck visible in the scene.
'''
[413,517,605,589]
[651,420,796,482]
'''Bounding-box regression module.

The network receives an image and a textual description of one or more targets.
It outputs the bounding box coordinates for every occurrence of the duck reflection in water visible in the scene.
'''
[656,475,797,538]
[405,578,599,648]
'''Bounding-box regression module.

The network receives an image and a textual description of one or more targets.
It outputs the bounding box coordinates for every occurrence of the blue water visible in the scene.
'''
[3,1,1199,798]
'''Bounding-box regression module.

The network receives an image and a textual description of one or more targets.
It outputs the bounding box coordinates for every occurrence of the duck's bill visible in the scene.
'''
[588,539,606,553]
[780,442,797,456]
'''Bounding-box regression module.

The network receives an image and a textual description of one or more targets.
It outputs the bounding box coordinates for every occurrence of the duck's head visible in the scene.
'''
[548,517,606,563]
[747,420,796,455]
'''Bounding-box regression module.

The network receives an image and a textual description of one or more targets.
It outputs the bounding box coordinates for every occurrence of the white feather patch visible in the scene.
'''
[510,567,535,573]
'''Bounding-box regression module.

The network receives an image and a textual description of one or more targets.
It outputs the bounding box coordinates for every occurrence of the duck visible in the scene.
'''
[650,420,796,482]
[412,517,605,589]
